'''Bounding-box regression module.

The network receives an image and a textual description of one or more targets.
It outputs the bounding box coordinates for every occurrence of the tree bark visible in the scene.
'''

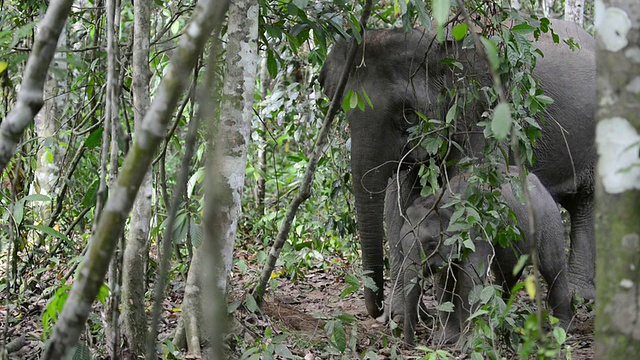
[197,0,260,356]
[594,1,640,358]
[121,0,152,356]
[42,0,231,357]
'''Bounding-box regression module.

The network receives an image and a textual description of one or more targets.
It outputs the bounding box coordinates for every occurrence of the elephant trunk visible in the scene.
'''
[354,185,386,318]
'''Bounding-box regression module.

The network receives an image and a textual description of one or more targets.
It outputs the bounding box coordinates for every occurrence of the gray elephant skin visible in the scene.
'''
[318,20,595,321]
[400,168,574,345]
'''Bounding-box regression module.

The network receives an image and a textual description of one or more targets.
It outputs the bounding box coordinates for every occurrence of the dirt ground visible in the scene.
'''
[231,250,595,359]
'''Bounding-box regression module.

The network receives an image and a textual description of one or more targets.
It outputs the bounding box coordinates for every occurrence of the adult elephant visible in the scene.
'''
[318,19,595,321]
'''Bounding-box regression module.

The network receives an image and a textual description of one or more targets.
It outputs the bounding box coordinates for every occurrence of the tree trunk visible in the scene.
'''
[121,0,152,356]
[200,0,259,356]
[31,27,67,227]
[104,0,123,356]
[564,0,584,26]
[594,1,640,358]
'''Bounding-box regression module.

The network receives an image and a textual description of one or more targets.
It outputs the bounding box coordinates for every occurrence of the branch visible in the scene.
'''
[253,0,374,306]
[0,0,74,174]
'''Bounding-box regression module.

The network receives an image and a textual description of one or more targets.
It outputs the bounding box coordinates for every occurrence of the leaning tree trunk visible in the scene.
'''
[121,0,152,356]
[594,1,640,358]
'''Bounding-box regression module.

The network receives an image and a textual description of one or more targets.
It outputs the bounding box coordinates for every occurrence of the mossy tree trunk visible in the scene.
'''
[594,1,640,357]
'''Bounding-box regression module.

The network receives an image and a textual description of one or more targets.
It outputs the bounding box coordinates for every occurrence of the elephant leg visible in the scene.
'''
[385,168,420,323]
[536,228,574,329]
[403,252,422,346]
[562,191,596,300]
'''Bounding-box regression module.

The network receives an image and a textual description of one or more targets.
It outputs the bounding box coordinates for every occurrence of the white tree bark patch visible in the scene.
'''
[596,117,640,194]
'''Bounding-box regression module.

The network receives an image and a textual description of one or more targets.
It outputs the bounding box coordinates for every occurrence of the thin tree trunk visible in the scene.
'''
[121,0,152,356]
[104,0,123,356]
[182,0,260,356]
[0,0,74,174]
[255,58,270,215]
[42,0,231,357]
[564,0,584,26]
[31,27,67,229]
[594,1,640,357]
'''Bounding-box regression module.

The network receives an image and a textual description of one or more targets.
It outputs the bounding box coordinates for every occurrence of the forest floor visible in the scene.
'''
[226,249,596,360]
[2,248,595,359]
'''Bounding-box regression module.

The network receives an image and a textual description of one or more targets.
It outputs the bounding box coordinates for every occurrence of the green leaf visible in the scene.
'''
[463,238,476,252]
[452,23,468,41]
[553,327,567,345]
[292,0,308,10]
[0,61,7,74]
[432,0,450,26]
[511,23,536,36]
[266,50,278,78]
[480,36,500,70]
[342,89,354,113]
[512,254,530,276]
[27,224,68,242]
[437,301,455,312]
[349,91,358,109]
[84,128,103,149]
[361,88,374,109]
[491,102,513,140]
[535,94,554,105]
[244,293,259,313]
[22,194,51,202]
[331,321,347,353]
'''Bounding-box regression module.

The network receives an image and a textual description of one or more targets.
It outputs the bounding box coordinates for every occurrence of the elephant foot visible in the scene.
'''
[568,271,595,300]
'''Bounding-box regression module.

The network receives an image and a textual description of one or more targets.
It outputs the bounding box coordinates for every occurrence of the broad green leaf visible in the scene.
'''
[437,301,454,312]
[535,94,554,105]
[511,23,536,36]
[349,91,359,109]
[480,36,500,70]
[553,327,567,345]
[342,89,354,113]
[463,238,476,252]
[491,102,512,140]
[21,194,50,202]
[292,0,308,9]
[84,128,103,148]
[331,322,347,353]
[432,0,450,26]
[266,50,278,78]
[244,293,259,313]
[27,224,68,241]
[0,61,7,74]
[452,23,468,41]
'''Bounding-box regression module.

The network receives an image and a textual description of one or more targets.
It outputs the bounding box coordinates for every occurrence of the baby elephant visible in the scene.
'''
[400,168,573,346]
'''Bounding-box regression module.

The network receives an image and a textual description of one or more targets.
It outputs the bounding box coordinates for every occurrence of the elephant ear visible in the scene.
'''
[318,37,350,101]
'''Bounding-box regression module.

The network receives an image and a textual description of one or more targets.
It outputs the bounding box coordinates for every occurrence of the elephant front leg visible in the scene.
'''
[564,192,596,300]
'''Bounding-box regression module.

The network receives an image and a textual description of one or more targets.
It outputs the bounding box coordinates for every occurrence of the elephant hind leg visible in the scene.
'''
[561,191,596,300]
